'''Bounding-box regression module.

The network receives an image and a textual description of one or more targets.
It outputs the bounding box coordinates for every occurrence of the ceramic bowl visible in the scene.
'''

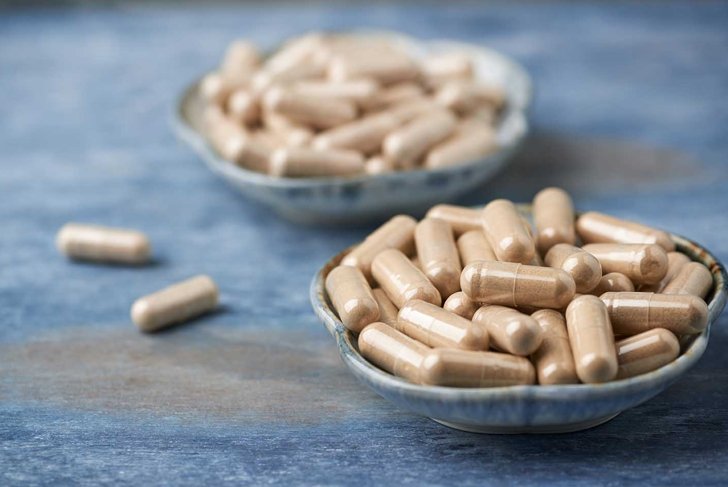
[310,205,728,433]
[173,32,531,225]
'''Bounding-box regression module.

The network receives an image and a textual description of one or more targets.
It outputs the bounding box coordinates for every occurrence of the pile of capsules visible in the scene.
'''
[325,187,714,387]
[198,32,505,178]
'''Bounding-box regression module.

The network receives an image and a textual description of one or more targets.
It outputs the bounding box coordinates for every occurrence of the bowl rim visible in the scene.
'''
[310,205,728,399]
[171,30,533,188]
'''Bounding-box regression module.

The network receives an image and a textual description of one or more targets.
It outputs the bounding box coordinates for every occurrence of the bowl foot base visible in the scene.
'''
[432,413,620,434]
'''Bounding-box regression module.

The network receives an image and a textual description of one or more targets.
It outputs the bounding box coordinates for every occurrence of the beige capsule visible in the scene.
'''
[435,80,506,113]
[252,58,327,94]
[325,266,380,333]
[262,111,314,147]
[358,322,430,384]
[397,300,488,351]
[532,187,576,255]
[341,215,417,281]
[198,70,247,105]
[226,89,260,126]
[565,295,618,384]
[384,98,440,124]
[361,82,424,111]
[589,272,635,296]
[365,156,394,175]
[481,199,536,264]
[472,305,543,356]
[383,110,457,169]
[263,33,325,73]
[426,205,481,236]
[328,54,420,85]
[131,275,219,333]
[221,40,260,76]
[313,113,400,154]
[56,223,151,265]
[600,292,708,335]
[640,251,691,293]
[372,288,399,327]
[263,87,357,130]
[424,120,496,169]
[582,243,668,285]
[291,79,380,106]
[443,291,478,320]
[576,211,675,252]
[545,244,602,293]
[461,261,575,310]
[420,349,535,388]
[269,147,364,178]
[530,310,578,385]
[205,107,272,172]
[457,230,497,267]
[372,249,442,308]
[422,53,474,86]
[661,262,713,298]
[415,218,462,298]
[615,328,680,379]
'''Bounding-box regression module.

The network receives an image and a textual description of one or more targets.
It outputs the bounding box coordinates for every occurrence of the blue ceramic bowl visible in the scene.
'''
[310,206,727,433]
[173,32,531,225]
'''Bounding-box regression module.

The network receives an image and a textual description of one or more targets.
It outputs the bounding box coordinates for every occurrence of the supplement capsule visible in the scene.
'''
[532,187,576,255]
[435,80,505,113]
[600,292,708,335]
[384,98,440,124]
[457,230,497,267]
[131,275,219,333]
[565,295,618,384]
[269,147,364,178]
[415,218,461,298]
[422,53,474,86]
[365,156,393,175]
[661,262,713,298]
[424,120,496,169]
[198,71,247,105]
[56,223,151,265]
[382,110,457,169]
[443,291,477,320]
[472,305,543,356]
[426,205,481,236]
[263,87,357,130]
[461,261,575,310]
[640,251,691,293]
[227,89,260,126]
[341,214,417,282]
[372,288,399,327]
[576,211,675,252]
[481,199,536,264]
[204,107,271,172]
[582,243,668,285]
[291,79,380,106]
[358,322,430,384]
[397,300,488,351]
[325,266,380,333]
[615,328,680,379]
[544,244,602,293]
[589,272,635,296]
[362,82,424,111]
[328,55,420,85]
[313,113,399,154]
[221,40,260,76]
[420,349,535,388]
[530,310,578,385]
[372,249,442,308]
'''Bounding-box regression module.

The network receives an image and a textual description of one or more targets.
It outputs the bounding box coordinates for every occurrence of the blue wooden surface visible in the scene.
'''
[1,2,728,485]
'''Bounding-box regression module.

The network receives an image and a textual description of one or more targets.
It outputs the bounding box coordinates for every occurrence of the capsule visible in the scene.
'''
[313,113,399,154]
[220,40,260,76]
[291,79,380,106]
[328,54,420,85]
[227,89,260,126]
[131,275,219,333]
[269,147,364,178]
[640,251,690,293]
[252,58,327,94]
[576,211,675,252]
[462,261,575,310]
[358,322,430,384]
[371,249,442,308]
[56,223,151,265]
[382,110,457,169]
[397,300,488,351]
[365,156,393,175]
[263,87,357,130]
[530,310,578,385]
[420,349,535,387]
[589,272,635,296]
[424,120,496,169]
[615,328,680,379]
[204,107,272,172]
[600,292,708,335]
[565,295,618,384]
[457,230,496,267]
[415,218,461,298]
[481,199,536,264]
[325,266,380,333]
[341,215,417,281]
[582,243,668,285]
[362,82,424,111]
[262,111,314,147]
[426,205,481,236]
[384,98,440,124]
[472,305,543,356]
[544,244,602,293]
[443,291,478,320]
[422,53,474,86]
[435,80,505,113]
[372,288,399,327]
[532,187,576,255]
[661,262,713,298]
[198,71,247,105]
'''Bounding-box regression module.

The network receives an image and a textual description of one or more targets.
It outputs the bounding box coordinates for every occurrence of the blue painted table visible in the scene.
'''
[1,2,727,485]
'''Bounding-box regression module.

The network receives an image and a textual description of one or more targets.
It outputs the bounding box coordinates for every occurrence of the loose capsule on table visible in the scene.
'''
[615,328,680,379]
[358,322,430,384]
[565,295,618,384]
[56,223,151,265]
[325,266,380,333]
[372,249,442,308]
[131,275,219,333]
[576,211,675,252]
[397,299,488,351]
[414,218,461,298]
[544,244,602,293]
[481,199,536,264]
[472,305,543,356]
[600,292,708,335]
[582,243,668,285]
[532,187,576,255]
[530,310,578,385]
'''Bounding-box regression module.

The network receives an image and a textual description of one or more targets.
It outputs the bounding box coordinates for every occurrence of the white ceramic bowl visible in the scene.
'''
[173,32,532,224]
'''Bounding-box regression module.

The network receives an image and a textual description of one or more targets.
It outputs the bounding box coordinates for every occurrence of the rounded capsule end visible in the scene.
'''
[131,298,154,332]
[553,270,577,308]
[577,352,618,384]
[505,317,543,356]
[686,296,709,333]
[638,244,669,284]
